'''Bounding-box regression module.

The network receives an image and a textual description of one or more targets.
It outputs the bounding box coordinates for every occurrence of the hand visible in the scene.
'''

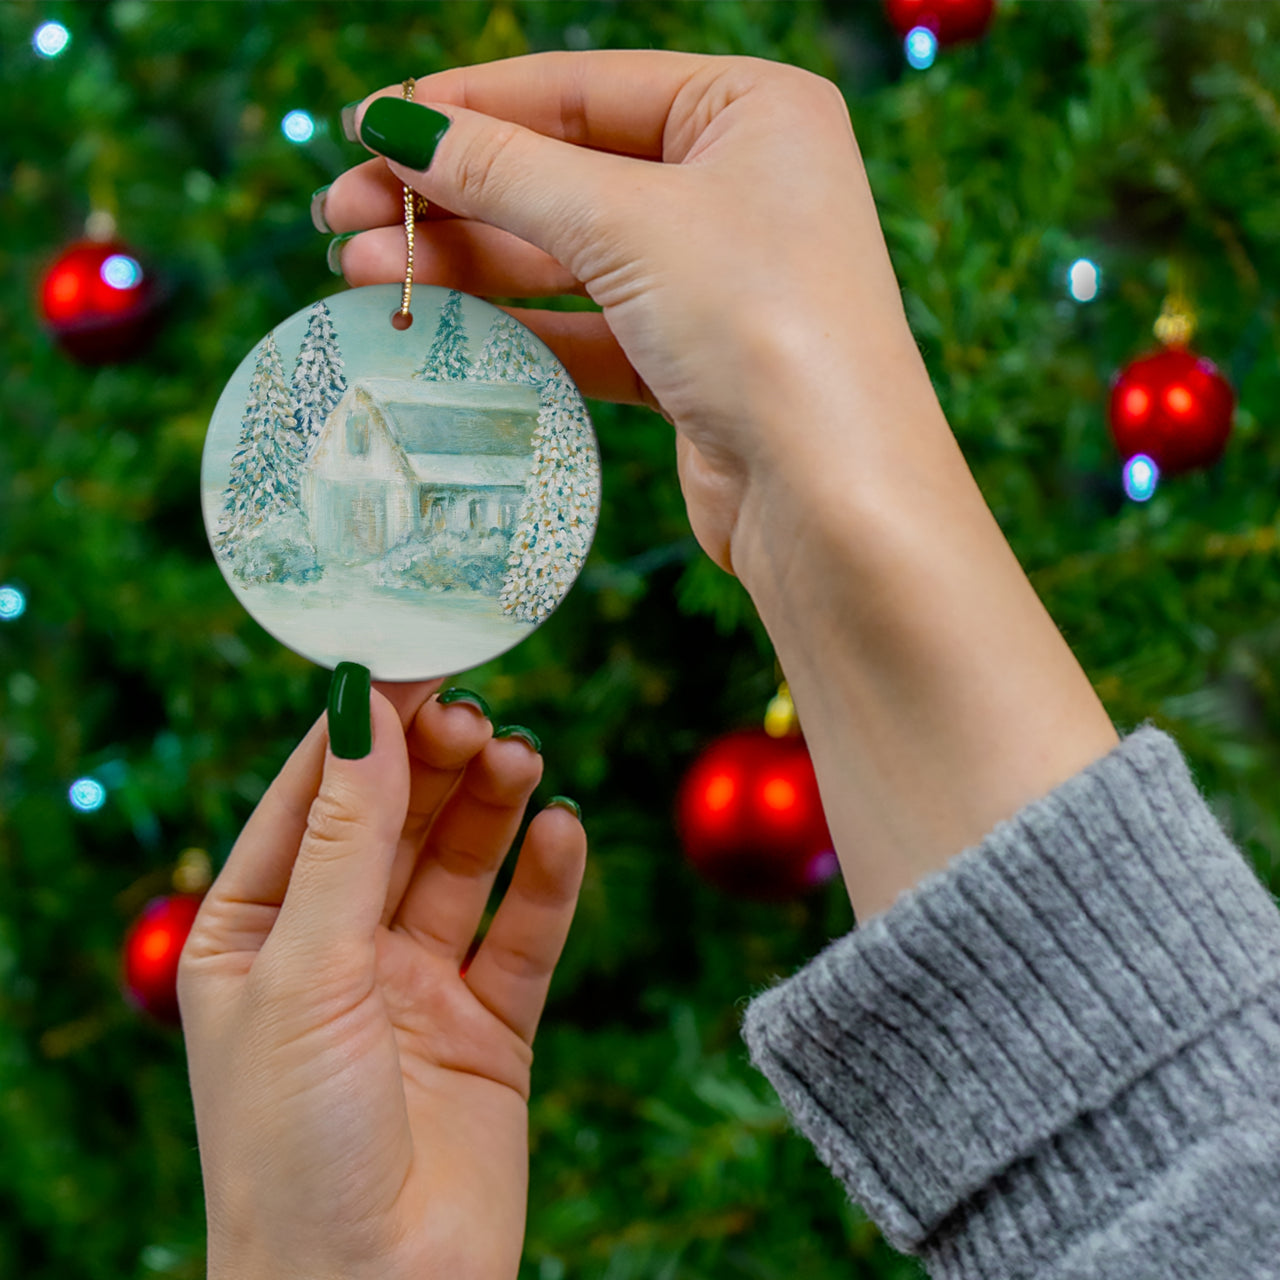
[178,682,586,1280]
[319,53,1118,922]
[319,51,936,580]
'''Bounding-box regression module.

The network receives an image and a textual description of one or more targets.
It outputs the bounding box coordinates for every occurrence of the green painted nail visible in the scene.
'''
[326,232,357,275]
[328,662,371,759]
[340,100,361,143]
[310,184,332,234]
[494,724,542,754]
[546,795,581,820]
[437,687,492,718]
[358,97,451,170]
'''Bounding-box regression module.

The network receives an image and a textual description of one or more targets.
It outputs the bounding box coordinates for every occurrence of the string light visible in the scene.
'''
[33,21,70,58]
[282,110,316,144]
[1123,454,1159,503]
[0,585,26,620]
[905,27,939,69]
[100,254,143,290]
[69,777,107,812]
[1068,258,1101,302]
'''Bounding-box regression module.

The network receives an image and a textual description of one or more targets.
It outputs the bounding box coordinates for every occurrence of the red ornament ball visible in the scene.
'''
[1108,347,1235,477]
[884,0,995,44]
[39,239,159,363]
[122,894,203,1025]
[676,729,837,902]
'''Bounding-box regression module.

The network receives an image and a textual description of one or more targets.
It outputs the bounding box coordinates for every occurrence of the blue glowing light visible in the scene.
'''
[100,254,143,290]
[0,585,26,620]
[282,110,316,143]
[1068,258,1100,303]
[0,586,25,619]
[1123,454,1159,503]
[69,777,107,813]
[905,26,938,70]
[33,21,70,58]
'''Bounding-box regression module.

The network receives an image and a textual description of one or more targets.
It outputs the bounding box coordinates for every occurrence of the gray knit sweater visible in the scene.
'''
[740,724,1280,1279]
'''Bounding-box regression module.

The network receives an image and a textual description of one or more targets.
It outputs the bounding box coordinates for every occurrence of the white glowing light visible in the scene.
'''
[0,585,26,620]
[33,21,70,58]
[101,254,143,290]
[1068,258,1100,302]
[69,777,107,812]
[282,110,316,144]
[905,27,938,70]
[1123,454,1159,502]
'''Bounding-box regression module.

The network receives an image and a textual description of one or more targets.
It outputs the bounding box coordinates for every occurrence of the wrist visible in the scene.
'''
[729,376,1118,920]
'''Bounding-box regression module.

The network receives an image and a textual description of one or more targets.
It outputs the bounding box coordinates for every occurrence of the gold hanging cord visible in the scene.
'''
[393,78,429,327]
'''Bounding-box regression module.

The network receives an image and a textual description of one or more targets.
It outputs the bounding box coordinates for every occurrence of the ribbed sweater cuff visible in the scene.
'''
[740,724,1280,1267]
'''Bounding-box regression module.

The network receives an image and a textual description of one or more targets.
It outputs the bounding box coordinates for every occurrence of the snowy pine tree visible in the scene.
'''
[470,313,546,385]
[414,289,471,380]
[218,333,303,555]
[291,300,346,459]
[499,367,601,623]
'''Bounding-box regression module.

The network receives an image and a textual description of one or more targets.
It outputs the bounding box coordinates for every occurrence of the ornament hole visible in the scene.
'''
[390,309,413,331]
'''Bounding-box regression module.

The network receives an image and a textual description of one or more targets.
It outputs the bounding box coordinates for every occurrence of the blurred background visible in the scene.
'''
[2,2,1279,1277]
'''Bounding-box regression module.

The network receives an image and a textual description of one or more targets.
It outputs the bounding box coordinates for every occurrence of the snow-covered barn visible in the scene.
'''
[301,378,538,563]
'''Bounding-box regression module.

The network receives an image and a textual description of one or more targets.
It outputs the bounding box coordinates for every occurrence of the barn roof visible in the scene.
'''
[349,377,540,456]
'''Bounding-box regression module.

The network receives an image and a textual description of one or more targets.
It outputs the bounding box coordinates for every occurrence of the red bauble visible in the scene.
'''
[884,0,995,44]
[122,894,203,1024]
[1108,347,1235,476]
[676,729,837,902]
[39,239,159,363]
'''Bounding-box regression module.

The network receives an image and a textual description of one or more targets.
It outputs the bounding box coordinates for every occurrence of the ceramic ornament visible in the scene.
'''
[201,283,601,679]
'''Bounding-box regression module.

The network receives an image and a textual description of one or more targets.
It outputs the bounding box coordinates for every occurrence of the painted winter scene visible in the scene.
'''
[201,284,601,679]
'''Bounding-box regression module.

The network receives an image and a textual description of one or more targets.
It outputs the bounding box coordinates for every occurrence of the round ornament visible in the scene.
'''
[201,284,601,679]
[676,729,837,902]
[39,238,159,364]
[122,893,203,1025]
[884,0,996,45]
[1108,347,1234,476]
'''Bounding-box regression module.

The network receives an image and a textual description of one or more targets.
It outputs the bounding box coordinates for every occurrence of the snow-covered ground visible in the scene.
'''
[228,562,534,679]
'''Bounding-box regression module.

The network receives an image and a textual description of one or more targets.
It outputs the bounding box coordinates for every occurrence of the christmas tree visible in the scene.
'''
[290,300,347,459]
[470,312,547,385]
[217,333,303,555]
[5,5,1280,1280]
[500,367,602,623]
[414,288,470,380]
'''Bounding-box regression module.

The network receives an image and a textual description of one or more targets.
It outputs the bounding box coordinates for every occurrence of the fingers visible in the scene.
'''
[184,713,329,960]
[390,733,543,962]
[268,690,411,962]
[464,804,587,1046]
[336,219,585,298]
[403,49,714,159]
[380,693,494,927]
[353,95,652,280]
[372,678,444,730]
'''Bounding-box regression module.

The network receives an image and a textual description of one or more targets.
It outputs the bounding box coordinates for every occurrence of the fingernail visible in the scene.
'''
[546,795,581,820]
[327,232,357,275]
[310,184,332,234]
[358,97,452,170]
[494,724,542,754]
[328,662,371,759]
[437,687,492,718]
[340,100,362,143]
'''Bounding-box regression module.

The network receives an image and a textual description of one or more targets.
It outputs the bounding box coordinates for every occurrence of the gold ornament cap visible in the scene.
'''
[172,847,213,895]
[764,681,799,738]
[1154,264,1196,348]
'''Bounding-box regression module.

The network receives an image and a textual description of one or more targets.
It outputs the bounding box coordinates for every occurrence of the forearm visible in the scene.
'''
[731,339,1119,921]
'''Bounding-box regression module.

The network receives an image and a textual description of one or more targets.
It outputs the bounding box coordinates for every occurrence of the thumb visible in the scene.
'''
[269,666,410,964]
[353,94,646,283]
